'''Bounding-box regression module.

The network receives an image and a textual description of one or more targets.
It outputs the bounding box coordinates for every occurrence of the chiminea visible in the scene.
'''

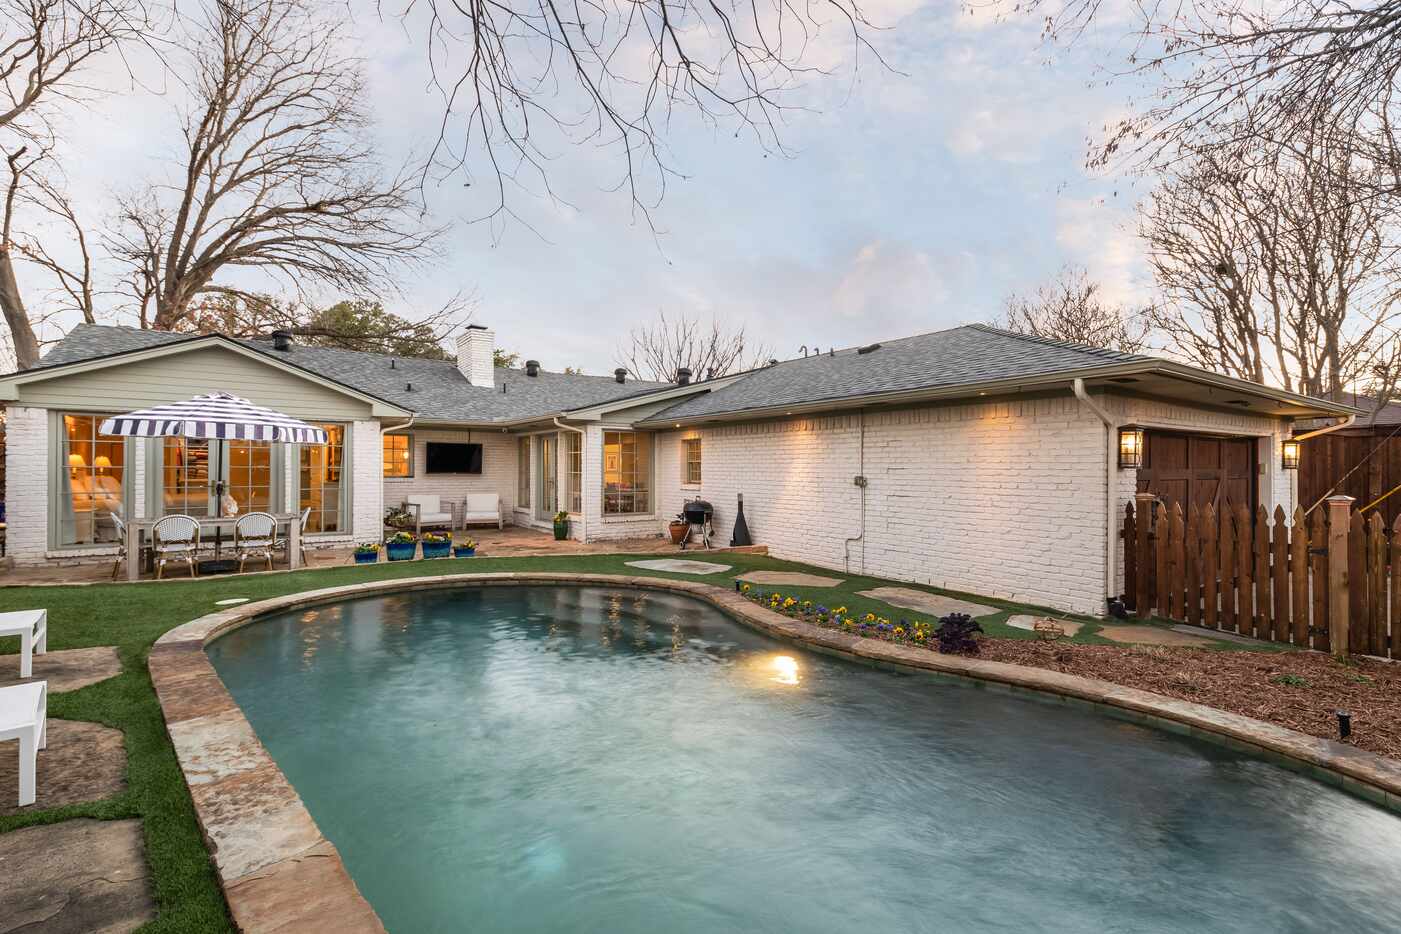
[730,493,752,547]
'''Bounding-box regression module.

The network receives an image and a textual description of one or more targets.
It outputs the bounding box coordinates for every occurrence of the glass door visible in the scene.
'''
[535,434,557,522]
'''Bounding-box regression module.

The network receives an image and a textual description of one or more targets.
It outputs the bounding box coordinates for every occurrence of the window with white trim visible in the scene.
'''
[299,423,346,533]
[566,432,582,513]
[602,430,652,515]
[683,437,702,486]
[383,432,413,478]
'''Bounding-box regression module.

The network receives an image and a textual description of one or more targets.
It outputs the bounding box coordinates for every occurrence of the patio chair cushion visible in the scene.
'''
[405,495,453,526]
[462,493,501,520]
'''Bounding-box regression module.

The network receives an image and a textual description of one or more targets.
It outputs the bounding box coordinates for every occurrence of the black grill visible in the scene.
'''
[682,500,713,525]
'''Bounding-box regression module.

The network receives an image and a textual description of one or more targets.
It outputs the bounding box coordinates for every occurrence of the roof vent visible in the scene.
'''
[389,358,396,369]
[614,367,627,384]
[525,360,540,377]
[768,358,779,367]
[676,367,692,386]
[856,342,881,355]
[1226,399,1250,407]
[706,367,715,380]
[271,330,293,352]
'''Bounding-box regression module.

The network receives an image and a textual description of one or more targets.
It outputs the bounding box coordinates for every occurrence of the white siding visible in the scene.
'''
[383,429,518,526]
[4,406,48,566]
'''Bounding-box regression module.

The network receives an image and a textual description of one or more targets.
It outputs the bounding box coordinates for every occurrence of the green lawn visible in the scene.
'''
[0,552,1126,931]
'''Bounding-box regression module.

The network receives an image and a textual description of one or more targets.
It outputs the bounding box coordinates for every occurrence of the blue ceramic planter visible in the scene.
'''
[453,546,476,558]
[386,542,417,561]
[353,551,379,564]
[422,541,452,559]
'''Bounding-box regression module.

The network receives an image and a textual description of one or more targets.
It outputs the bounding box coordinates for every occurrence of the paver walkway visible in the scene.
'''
[0,818,155,933]
[1006,615,1084,637]
[740,571,845,588]
[0,719,126,815]
[1098,625,1219,647]
[0,646,121,693]
[857,586,996,618]
[625,559,732,575]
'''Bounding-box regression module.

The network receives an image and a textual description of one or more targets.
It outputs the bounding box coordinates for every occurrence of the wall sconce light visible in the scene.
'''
[1117,427,1144,469]
[1281,439,1301,471]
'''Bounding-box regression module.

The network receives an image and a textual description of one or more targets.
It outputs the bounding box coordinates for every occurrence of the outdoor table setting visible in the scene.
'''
[122,513,304,581]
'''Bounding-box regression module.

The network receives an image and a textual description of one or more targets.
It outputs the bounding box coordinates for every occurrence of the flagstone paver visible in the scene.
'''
[625,559,732,575]
[0,818,155,933]
[740,571,845,588]
[1098,625,1219,647]
[0,646,121,693]
[0,720,126,815]
[1006,615,1084,637]
[857,586,996,618]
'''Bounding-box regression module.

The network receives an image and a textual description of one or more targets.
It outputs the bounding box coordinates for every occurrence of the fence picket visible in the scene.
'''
[1369,513,1387,657]
[1124,503,1138,613]
[1349,510,1368,656]
[1236,503,1254,638]
[1290,506,1308,647]
[1168,504,1185,622]
[1255,507,1271,638]
[1203,505,1219,630]
[1186,505,1202,627]
[1155,501,1170,618]
[1219,506,1236,634]
[1311,509,1329,654]
[1392,515,1401,659]
[1272,505,1289,644]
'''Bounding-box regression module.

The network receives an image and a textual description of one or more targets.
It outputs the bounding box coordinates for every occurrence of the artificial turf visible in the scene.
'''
[0,550,1145,931]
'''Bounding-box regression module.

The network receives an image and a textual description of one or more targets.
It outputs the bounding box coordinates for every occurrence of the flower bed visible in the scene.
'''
[737,583,982,655]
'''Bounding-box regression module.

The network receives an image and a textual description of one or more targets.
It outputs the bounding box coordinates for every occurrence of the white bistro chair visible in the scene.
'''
[235,512,278,573]
[152,514,202,579]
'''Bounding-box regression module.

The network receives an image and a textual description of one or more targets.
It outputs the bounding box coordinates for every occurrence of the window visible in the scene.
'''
[59,413,126,546]
[299,423,345,534]
[602,431,652,515]
[383,433,413,478]
[227,441,274,514]
[517,436,531,509]
[566,432,582,513]
[162,437,212,518]
[683,438,702,486]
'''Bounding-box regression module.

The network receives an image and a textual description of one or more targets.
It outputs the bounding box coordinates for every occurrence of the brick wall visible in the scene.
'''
[383,428,518,528]
[651,393,1112,613]
[5,406,48,565]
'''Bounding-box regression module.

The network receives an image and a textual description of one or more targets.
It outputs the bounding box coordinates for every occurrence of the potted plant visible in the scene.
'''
[453,537,477,557]
[421,531,452,558]
[668,512,689,545]
[353,542,380,564]
[553,510,571,541]
[385,531,417,561]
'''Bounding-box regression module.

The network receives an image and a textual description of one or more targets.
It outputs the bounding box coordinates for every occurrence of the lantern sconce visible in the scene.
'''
[1281,439,1301,471]
[1118,427,1144,470]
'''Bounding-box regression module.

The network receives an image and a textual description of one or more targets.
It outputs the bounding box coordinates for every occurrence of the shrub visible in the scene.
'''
[934,613,982,655]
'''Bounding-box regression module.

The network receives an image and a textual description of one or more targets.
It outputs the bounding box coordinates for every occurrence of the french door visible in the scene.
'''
[535,434,558,521]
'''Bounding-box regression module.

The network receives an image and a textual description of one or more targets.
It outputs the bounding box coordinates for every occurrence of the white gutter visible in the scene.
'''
[1073,378,1119,614]
[1294,413,1357,441]
[552,416,584,437]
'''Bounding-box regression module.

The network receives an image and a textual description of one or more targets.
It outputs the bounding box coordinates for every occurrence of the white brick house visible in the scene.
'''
[0,323,1355,614]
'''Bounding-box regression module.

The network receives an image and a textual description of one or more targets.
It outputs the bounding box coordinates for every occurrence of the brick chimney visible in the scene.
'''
[456,325,495,388]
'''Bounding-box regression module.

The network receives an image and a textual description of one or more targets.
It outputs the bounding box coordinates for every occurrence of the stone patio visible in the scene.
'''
[0,818,156,933]
[625,559,732,575]
[857,586,996,618]
[0,646,122,693]
[0,719,127,816]
[739,571,845,588]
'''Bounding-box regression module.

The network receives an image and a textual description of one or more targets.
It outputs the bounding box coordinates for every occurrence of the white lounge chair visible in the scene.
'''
[0,681,46,806]
[460,493,503,530]
[405,495,456,537]
[0,609,46,679]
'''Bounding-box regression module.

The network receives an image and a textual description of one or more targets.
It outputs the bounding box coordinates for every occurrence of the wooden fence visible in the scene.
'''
[1122,493,1397,658]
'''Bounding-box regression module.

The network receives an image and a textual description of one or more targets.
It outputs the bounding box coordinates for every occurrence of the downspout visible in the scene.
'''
[1072,379,1119,613]
[844,409,867,574]
[553,417,586,541]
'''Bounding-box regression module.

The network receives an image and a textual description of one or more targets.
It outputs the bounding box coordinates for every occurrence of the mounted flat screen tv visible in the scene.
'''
[425,442,483,474]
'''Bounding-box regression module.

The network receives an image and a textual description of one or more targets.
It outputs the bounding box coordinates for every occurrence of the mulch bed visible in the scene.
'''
[977,638,1401,759]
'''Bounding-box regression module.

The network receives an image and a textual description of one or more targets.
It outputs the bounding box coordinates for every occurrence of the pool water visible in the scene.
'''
[208,586,1401,933]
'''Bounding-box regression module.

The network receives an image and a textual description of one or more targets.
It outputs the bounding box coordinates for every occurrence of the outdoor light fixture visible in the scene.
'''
[1117,427,1144,469]
[1337,710,1352,739]
[1281,440,1301,471]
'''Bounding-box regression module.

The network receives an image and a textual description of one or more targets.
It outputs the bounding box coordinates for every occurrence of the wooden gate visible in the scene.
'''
[1123,495,1398,658]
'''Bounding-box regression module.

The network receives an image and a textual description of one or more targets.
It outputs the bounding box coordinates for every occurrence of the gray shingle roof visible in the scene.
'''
[34,324,669,423]
[645,324,1152,422]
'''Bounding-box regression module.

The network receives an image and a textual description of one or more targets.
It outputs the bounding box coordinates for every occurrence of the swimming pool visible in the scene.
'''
[207,585,1401,933]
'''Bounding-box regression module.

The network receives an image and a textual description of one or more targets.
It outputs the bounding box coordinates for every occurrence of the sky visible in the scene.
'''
[15,0,1158,375]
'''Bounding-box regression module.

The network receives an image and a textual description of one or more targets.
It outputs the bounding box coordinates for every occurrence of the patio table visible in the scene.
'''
[0,609,47,679]
[125,513,302,581]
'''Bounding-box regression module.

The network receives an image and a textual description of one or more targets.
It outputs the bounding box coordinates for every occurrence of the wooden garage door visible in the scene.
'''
[1136,430,1257,513]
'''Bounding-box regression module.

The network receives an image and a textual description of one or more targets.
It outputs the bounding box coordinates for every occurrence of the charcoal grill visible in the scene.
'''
[680,498,714,550]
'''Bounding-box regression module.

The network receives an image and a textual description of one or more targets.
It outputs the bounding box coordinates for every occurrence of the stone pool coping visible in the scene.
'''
[152,572,1401,931]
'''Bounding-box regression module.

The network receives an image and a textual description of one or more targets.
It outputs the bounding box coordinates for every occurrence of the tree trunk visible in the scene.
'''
[0,246,40,369]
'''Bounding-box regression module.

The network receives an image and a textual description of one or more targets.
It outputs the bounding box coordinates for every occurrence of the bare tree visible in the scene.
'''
[617,311,770,381]
[0,0,147,367]
[1000,265,1150,353]
[110,0,443,332]
[404,0,885,219]
[1141,136,1398,398]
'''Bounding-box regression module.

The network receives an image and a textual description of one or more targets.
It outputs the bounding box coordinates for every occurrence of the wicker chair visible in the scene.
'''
[234,512,278,573]
[152,514,201,579]
[110,512,129,581]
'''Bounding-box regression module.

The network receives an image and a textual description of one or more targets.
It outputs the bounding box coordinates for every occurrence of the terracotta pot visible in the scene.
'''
[668,522,689,545]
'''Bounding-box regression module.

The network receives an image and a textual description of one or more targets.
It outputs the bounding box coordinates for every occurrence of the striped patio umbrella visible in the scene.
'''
[99,392,328,444]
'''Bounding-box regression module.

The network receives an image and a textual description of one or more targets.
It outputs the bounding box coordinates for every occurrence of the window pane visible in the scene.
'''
[383,433,412,478]
[600,431,652,515]
[60,413,126,546]
[300,424,345,533]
